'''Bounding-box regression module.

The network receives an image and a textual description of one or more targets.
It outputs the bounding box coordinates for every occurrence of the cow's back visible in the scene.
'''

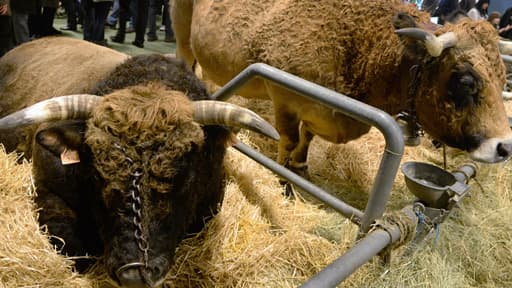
[0,37,129,156]
[186,0,429,99]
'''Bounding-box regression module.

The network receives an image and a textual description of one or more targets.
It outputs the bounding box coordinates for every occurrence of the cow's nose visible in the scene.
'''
[116,258,168,288]
[497,142,512,158]
[117,265,146,288]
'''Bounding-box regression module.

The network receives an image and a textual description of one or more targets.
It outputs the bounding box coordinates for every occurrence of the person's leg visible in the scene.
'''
[41,6,60,35]
[91,1,110,44]
[146,0,158,41]
[81,0,93,41]
[132,0,147,47]
[162,0,174,42]
[111,0,129,42]
[61,0,77,30]
[10,10,31,45]
[75,0,83,26]
[0,15,13,57]
[106,0,119,27]
[28,2,42,37]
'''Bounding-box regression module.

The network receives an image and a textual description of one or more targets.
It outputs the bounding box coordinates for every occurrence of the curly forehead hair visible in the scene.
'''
[85,84,205,195]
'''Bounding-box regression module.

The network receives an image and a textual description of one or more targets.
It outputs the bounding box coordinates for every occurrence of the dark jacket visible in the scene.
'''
[10,0,37,13]
[433,0,460,24]
[500,7,512,40]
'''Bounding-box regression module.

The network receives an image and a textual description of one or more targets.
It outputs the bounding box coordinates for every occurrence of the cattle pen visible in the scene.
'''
[1,62,512,287]
[211,63,483,287]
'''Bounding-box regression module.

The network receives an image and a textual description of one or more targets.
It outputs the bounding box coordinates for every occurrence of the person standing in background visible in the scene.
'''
[433,0,460,24]
[10,0,37,44]
[147,0,174,42]
[422,0,440,14]
[81,0,112,46]
[467,0,489,20]
[499,6,512,40]
[60,0,79,31]
[110,0,147,48]
[459,0,475,12]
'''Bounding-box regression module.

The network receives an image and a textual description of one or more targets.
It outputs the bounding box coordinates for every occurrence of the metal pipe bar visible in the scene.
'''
[299,206,415,288]
[300,228,395,288]
[234,141,364,223]
[213,63,404,233]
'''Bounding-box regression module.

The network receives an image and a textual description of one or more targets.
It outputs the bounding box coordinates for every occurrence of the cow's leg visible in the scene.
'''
[289,123,315,177]
[273,105,300,168]
[170,0,196,67]
[274,109,301,197]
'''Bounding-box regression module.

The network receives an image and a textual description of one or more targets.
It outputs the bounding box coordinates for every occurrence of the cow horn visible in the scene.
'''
[396,28,458,57]
[0,94,102,129]
[192,100,280,140]
[499,39,512,55]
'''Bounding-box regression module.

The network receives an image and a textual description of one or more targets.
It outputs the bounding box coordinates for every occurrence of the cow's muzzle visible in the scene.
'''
[470,137,512,163]
[115,258,168,288]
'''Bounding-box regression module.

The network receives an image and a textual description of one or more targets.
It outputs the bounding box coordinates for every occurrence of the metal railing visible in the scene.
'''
[212,63,407,286]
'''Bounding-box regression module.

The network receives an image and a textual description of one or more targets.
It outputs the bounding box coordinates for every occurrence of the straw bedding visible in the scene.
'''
[0,99,511,287]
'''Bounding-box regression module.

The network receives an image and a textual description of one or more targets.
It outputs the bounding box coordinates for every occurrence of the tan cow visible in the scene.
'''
[171,0,512,172]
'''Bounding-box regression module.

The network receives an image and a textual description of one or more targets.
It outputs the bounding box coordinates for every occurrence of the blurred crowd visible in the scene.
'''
[0,0,174,56]
[404,0,512,38]
[3,0,512,58]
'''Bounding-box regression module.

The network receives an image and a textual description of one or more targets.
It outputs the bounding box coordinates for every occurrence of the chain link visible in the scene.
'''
[114,143,150,268]
[130,169,149,268]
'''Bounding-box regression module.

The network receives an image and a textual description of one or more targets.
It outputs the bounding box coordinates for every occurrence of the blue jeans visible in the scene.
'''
[107,0,134,27]
[147,0,173,38]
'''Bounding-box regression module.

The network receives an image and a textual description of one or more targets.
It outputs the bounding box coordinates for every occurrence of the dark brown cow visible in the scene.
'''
[0,54,278,287]
[171,0,512,173]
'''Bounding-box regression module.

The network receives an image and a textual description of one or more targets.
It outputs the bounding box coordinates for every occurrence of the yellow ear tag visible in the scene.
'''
[60,148,81,165]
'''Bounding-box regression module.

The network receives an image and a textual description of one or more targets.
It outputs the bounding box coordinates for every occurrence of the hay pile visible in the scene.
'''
[0,147,91,287]
[0,99,511,287]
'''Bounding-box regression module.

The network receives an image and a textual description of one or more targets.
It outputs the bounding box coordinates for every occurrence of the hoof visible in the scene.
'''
[282,182,295,198]
[289,163,310,181]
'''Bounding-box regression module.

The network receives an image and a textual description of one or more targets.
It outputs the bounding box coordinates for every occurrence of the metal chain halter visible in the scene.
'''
[113,143,150,268]
[130,169,149,267]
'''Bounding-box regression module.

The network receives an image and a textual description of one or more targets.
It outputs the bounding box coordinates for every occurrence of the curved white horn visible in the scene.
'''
[396,28,458,57]
[192,100,279,140]
[0,94,102,129]
[499,39,512,55]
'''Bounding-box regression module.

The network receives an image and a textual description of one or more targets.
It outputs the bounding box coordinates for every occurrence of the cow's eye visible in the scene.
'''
[447,65,482,110]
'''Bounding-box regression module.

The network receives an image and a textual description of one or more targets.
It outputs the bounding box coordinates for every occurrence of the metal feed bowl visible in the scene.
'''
[401,161,457,208]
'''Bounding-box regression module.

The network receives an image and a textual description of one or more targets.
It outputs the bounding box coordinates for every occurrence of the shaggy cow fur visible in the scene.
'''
[27,55,232,286]
[172,0,512,168]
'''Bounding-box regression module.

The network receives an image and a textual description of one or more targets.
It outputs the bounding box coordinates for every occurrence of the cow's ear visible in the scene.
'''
[447,63,483,110]
[225,132,239,147]
[393,12,417,29]
[35,121,85,164]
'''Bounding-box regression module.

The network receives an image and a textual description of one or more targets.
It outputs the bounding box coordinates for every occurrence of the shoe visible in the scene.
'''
[93,39,109,47]
[126,26,135,33]
[164,36,176,42]
[110,35,124,43]
[147,34,158,42]
[159,25,165,31]
[41,27,63,36]
[105,22,116,29]
[132,40,144,48]
[60,25,77,31]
